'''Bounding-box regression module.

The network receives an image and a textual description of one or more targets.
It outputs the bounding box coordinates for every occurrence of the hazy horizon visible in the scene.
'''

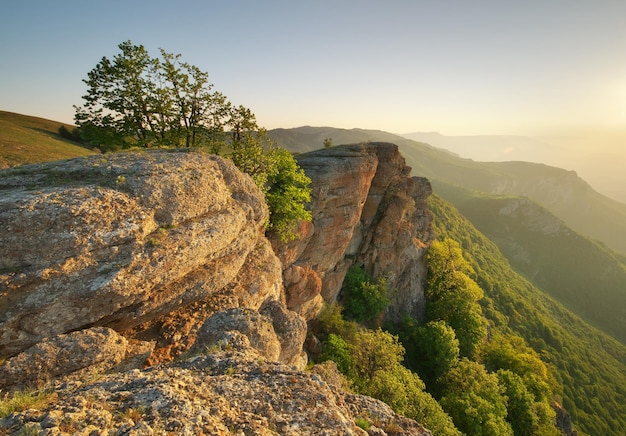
[2,1,625,200]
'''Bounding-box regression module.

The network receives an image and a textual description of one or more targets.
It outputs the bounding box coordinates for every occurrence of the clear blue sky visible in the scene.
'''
[2,0,626,139]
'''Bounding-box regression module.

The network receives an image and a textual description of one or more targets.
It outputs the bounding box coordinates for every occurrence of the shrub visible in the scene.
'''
[342,266,389,323]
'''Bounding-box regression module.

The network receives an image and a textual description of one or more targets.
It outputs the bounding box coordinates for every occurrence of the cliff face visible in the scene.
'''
[0,150,300,370]
[272,143,433,322]
[0,145,433,435]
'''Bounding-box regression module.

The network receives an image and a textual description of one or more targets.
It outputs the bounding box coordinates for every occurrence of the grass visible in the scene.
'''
[0,389,56,418]
[0,110,96,168]
[354,416,371,431]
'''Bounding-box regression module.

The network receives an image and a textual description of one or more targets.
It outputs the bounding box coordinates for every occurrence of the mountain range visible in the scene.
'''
[402,131,626,205]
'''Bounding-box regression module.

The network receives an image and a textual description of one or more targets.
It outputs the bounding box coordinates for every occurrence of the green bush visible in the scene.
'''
[342,266,389,323]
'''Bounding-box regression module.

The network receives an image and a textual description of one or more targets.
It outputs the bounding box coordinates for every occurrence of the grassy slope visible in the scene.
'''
[0,110,96,168]
[429,194,626,435]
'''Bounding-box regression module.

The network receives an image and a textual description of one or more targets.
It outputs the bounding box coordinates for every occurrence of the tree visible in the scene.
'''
[264,147,312,241]
[393,318,460,389]
[342,265,390,323]
[317,316,461,436]
[425,238,486,357]
[439,359,513,436]
[76,41,312,241]
[75,41,161,150]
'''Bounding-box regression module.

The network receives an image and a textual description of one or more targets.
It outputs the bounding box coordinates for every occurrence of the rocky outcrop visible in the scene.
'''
[0,146,435,434]
[192,303,308,369]
[0,327,151,392]
[0,150,300,370]
[272,143,433,321]
[1,333,432,436]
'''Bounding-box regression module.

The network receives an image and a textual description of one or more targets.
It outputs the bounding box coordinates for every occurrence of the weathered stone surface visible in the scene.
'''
[192,302,308,370]
[0,150,274,359]
[0,327,130,391]
[193,307,282,362]
[260,299,308,368]
[1,333,432,436]
[272,143,433,321]
[0,144,437,434]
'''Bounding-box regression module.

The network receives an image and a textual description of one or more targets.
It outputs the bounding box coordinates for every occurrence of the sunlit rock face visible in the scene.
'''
[272,142,433,322]
[0,150,289,362]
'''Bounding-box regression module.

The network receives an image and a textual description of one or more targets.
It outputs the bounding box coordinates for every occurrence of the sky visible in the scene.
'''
[1,1,626,145]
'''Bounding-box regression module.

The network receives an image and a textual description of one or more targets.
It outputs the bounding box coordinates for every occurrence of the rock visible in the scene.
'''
[260,299,308,368]
[0,150,276,359]
[192,302,308,370]
[283,265,325,320]
[553,402,578,436]
[0,327,129,391]
[1,336,431,436]
[272,143,433,321]
[193,308,282,362]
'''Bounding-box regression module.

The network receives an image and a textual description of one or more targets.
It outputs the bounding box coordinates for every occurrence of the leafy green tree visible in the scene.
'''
[76,41,312,241]
[361,364,461,436]
[316,303,357,340]
[159,49,229,148]
[439,358,513,436]
[481,334,554,401]
[264,147,312,241]
[320,333,354,377]
[393,318,460,389]
[426,238,486,357]
[342,265,390,323]
[496,370,561,436]
[75,41,161,149]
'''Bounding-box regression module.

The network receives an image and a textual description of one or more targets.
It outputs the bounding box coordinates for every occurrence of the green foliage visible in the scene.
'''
[264,148,312,241]
[323,137,333,148]
[439,359,513,436]
[57,125,83,143]
[425,238,486,358]
[429,193,626,434]
[497,370,561,436]
[317,307,461,436]
[438,182,626,344]
[320,333,354,377]
[342,265,390,323]
[354,416,371,431]
[75,40,227,150]
[316,303,357,339]
[392,318,459,389]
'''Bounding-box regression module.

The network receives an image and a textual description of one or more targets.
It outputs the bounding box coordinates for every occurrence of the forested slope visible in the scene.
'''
[432,180,626,344]
[428,194,626,435]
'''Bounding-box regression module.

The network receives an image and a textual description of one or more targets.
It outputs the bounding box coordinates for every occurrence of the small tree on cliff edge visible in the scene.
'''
[75,40,311,241]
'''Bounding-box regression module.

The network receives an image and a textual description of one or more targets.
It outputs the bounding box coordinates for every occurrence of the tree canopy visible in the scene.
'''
[75,41,311,241]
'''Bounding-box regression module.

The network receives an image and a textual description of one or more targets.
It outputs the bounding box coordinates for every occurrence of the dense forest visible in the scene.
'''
[314,194,626,435]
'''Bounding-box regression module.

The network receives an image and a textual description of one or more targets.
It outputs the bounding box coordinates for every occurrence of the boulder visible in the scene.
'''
[0,150,275,359]
[1,333,432,436]
[0,327,131,391]
[192,302,308,369]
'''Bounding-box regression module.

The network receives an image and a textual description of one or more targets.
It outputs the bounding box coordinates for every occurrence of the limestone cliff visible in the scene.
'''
[0,146,434,435]
[272,142,433,322]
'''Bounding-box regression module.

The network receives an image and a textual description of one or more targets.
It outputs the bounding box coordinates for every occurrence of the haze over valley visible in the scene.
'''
[402,131,626,204]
